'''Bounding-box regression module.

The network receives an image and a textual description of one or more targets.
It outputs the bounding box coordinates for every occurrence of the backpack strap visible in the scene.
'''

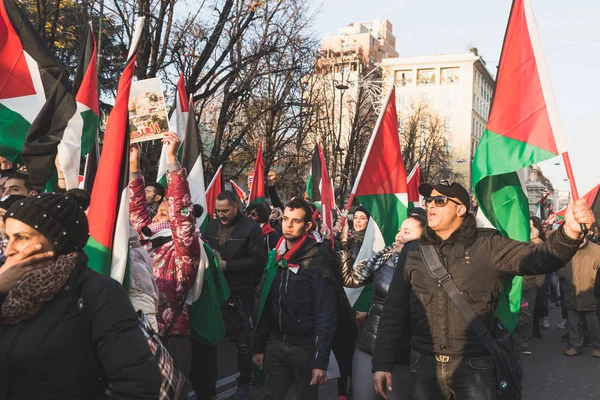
[418,243,494,353]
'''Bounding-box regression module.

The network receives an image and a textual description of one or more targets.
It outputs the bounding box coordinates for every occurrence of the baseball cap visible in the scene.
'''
[419,181,470,208]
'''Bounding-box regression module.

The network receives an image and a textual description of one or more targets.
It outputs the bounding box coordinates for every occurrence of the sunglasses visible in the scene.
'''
[422,195,462,208]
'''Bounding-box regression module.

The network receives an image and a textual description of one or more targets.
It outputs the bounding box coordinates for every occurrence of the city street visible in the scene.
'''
[209,307,600,399]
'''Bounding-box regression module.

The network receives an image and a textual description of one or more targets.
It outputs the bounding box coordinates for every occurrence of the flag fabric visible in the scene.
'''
[73,22,99,158]
[248,140,265,203]
[317,142,335,247]
[181,95,209,233]
[0,0,80,189]
[345,87,409,311]
[81,139,99,193]
[158,63,189,185]
[188,242,230,346]
[84,18,145,283]
[407,162,421,209]
[534,191,550,220]
[231,180,247,203]
[472,0,568,331]
[305,144,321,202]
[556,185,599,226]
[206,165,223,219]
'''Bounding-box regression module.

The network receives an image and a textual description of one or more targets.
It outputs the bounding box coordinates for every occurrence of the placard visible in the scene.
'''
[128,78,169,143]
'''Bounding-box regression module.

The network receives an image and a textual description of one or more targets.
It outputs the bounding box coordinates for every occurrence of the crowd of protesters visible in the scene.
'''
[0,138,597,400]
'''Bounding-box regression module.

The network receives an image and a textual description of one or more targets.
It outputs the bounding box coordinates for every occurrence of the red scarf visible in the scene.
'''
[275,234,309,267]
[262,222,276,236]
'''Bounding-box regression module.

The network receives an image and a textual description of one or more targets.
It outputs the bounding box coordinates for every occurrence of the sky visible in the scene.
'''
[311,0,600,195]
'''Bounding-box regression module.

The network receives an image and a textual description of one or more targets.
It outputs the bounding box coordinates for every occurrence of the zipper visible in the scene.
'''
[314,335,319,363]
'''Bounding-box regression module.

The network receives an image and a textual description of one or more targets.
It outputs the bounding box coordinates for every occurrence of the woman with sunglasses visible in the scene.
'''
[0,192,161,399]
[341,214,427,400]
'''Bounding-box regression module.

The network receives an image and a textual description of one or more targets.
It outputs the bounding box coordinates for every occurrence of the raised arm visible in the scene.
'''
[164,132,200,294]
[128,144,151,234]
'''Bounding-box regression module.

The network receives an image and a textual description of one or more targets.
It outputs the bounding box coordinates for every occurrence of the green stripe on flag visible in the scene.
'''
[84,236,111,276]
[0,104,30,161]
[356,193,408,244]
[473,130,557,331]
[80,109,99,156]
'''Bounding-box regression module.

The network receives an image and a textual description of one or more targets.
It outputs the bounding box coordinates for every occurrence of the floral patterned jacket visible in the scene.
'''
[129,167,200,337]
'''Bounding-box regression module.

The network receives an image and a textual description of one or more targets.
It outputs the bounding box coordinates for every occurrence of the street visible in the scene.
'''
[209,307,600,399]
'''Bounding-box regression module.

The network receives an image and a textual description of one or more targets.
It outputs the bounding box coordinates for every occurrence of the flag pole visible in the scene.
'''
[341,85,395,225]
[562,151,588,234]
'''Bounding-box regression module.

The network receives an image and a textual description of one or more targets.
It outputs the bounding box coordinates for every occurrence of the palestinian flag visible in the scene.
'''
[534,191,550,219]
[206,165,223,219]
[157,62,188,185]
[345,87,408,311]
[248,140,265,203]
[407,162,421,209]
[181,95,209,233]
[472,0,569,331]
[73,22,99,157]
[231,180,247,203]
[317,142,335,247]
[305,143,321,202]
[0,0,79,189]
[556,185,600,227]
[84,18,145,282]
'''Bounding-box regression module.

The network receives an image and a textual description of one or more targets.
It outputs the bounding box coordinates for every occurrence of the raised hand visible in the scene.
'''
[563,198,595,240]
[162,132,181,164]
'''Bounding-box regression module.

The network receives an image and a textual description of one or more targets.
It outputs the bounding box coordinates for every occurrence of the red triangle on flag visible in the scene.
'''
[486,0,557,155]
[353,87,407,197]
[0,1,36,100]
[206,165,223,218]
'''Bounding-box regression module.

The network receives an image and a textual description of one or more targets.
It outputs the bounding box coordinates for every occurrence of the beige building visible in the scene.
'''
[382,49,495,190]
[306,20,398,188]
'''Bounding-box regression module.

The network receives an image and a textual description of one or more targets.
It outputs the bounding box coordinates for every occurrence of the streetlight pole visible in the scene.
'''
[335,82,348,189]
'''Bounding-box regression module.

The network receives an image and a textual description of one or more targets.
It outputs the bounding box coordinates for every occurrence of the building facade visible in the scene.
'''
[381,49,494,190]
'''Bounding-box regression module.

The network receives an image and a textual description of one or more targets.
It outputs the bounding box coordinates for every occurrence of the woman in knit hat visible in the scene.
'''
[0,192,161,399]
[129,132,200,399]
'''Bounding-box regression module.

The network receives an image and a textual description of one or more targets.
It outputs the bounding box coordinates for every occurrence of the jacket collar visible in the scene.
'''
[420,213,478,246]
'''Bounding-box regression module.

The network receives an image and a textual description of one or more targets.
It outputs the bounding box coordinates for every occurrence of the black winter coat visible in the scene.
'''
[254,238,357,374]
[0,254,161,400]
[204,213,267,302]
[356,256,410,364]
[372,214,582,373]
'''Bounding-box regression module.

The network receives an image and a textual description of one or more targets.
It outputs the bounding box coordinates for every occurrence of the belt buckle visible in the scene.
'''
[435,354,450,363]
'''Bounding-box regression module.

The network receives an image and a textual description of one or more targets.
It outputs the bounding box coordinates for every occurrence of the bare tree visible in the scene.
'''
[399,102,453,184]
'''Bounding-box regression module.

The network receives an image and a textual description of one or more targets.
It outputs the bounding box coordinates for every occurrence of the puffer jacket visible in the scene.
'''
[557,241,600,312]
[129,167,200,337]
[0,253,161,399]
[341,245,410,364]
[372,214,582,373]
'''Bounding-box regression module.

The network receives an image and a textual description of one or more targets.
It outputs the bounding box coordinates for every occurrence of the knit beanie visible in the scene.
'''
[4,193,90,254]
[0,195,27,211]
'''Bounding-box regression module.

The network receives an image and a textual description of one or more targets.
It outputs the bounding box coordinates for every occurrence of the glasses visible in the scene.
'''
[248,211,258,217]
[422,196,461,208]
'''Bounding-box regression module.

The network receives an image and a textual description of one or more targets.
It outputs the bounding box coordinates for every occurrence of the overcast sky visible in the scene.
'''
[311,0,600,195]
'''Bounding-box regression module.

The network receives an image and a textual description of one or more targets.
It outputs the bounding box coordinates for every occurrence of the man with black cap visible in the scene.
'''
[372,180,596,400]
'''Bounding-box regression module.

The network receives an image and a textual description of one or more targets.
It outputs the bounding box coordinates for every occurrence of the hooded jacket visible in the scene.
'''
[129,167,200,337]
[372,214,582,372]
[0,253,161,399]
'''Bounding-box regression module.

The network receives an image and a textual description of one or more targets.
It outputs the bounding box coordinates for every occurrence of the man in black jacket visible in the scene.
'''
[252,197,345,400]
[373,181,595,400]
[203,190,267,399]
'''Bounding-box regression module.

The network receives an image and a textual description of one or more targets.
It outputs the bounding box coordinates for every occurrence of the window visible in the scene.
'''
[444,117,452,133]
[394,70,412,86]
[445,92,454,108]
[421,92,429,104]
[441,68,459,84]
[417,69,435,85]
[398,94,407,107]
